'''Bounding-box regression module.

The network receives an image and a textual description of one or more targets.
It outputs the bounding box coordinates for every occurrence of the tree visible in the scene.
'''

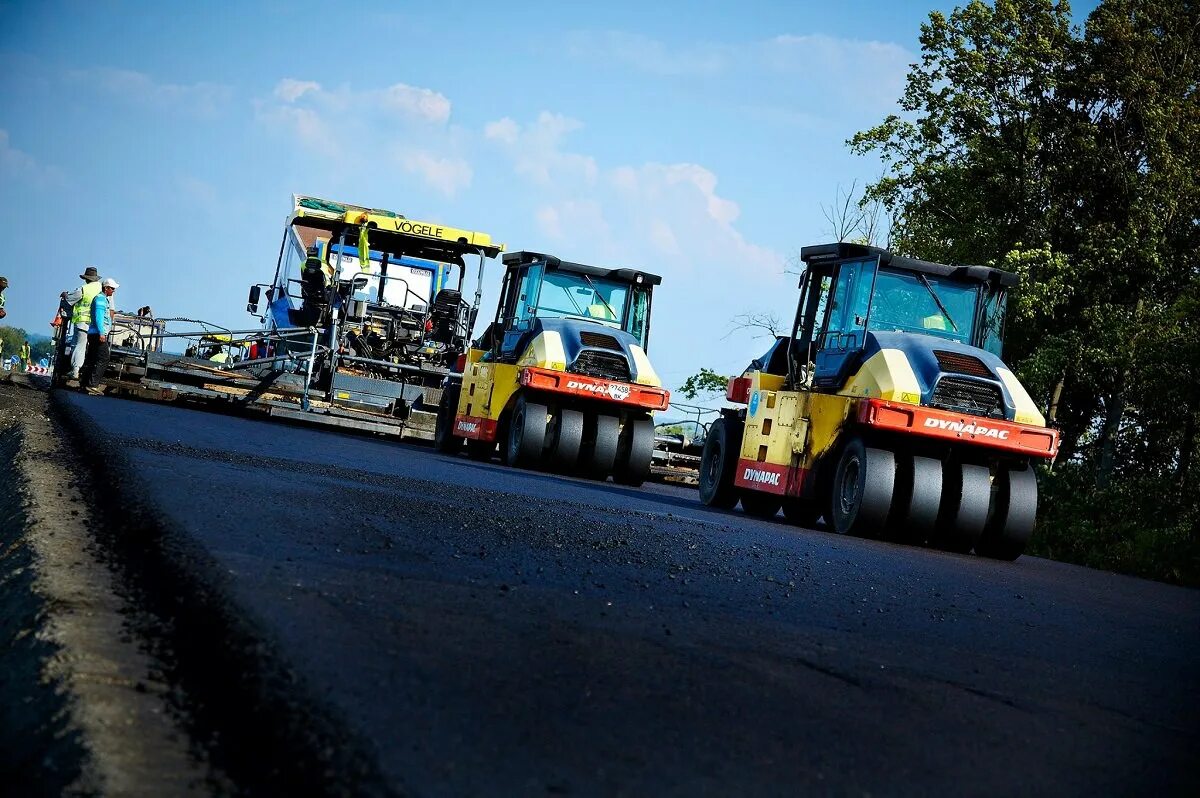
[850,0,1200,584]
[820,179,890,246]
[725,312,785,340]
[678,368,730,401]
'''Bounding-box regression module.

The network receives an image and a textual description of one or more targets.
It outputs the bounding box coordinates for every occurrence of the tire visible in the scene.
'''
[433,385,462,453]
[548,407,584,471]
[584,413,621,479]
[614,416,654,486]
[782,498,821,528]
[976,465,1037,560]
[741,491,783,519]
[699,417,742,509]
[830,437,896,538]
[505,394,548,469]
[889,454,942,545]
[932,462,991,553]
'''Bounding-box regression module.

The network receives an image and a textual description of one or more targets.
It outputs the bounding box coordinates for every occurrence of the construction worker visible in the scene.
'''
[0,275,7,319]
[20,340,31,371]
[68,266,103,383]
[80,277,118,395]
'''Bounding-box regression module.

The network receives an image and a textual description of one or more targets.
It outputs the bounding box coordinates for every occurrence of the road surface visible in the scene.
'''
[44,392,1200,794]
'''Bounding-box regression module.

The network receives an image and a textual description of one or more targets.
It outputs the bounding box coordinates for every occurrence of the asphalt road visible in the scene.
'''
[59,392,1200,796]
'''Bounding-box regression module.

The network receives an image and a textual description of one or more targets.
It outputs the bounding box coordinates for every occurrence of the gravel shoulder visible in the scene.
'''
[0,380,207,794]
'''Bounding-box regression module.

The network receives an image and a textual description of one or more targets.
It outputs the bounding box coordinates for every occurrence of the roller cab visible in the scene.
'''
[434,251,669,485]
[700,243,1058,559]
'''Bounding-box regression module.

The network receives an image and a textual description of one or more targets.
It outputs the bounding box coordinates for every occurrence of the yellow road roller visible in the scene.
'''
[699,243,1059,559]
[434,251,669,484]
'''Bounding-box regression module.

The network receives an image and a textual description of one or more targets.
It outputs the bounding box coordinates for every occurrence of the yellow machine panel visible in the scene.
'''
[458,349,520,422]
[516,331,567,372]
[840,349,922,404]
[740,387,857,471]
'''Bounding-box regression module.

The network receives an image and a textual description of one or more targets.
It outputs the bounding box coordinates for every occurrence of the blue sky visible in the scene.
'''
[0,0,1097,395]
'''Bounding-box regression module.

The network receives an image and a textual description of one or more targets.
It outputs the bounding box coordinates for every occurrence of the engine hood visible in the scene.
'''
[849,331,1045,426]
[515,317,661,386]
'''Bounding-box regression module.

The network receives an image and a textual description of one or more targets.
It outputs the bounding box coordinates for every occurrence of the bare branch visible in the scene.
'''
[724,311,784,340]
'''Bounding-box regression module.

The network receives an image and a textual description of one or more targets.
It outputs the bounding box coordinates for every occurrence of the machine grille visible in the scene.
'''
[579,331,622,351]
[934,350,993,378]
[569,350,631,382]
[930,377,1005,418]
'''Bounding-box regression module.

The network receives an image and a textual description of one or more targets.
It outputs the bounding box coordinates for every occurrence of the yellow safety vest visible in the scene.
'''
[588,302,617,322]
[922,313,948,331]
[71,282,102,326]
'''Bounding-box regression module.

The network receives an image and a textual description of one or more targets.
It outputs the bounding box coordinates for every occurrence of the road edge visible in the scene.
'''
[2,391,208,794]
[51,391,395,797]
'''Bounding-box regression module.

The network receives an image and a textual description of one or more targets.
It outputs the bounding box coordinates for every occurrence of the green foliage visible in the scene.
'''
[678,368,730,401]
[0,326,53,362]
[853,0,1200,584]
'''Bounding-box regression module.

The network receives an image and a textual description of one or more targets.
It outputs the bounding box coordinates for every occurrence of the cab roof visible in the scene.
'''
[289,194,504,261]
[502,250,663,287]
[799,242,1019,288]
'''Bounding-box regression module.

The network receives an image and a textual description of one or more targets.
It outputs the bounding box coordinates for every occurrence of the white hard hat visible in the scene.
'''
[101,278,120,289]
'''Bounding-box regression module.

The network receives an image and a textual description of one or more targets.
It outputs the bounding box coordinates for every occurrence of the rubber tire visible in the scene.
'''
[614,416,654,486]
[433,385,462,453]
[782,498,821,528]
[741,491,783,519]
[890,454,942,545]
[830,437,896,538]
[505,395,548,469]
[933,462,991,553]
[976,465,1037,560]
[548,407,584,471]
[466,438,494,461]
[699,417,743,509]
[585,413,621,479]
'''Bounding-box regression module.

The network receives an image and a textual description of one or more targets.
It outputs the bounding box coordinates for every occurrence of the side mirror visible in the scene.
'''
[247,285,261,314]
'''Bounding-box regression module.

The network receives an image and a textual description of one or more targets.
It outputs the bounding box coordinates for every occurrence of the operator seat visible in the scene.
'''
[427,288,463,344]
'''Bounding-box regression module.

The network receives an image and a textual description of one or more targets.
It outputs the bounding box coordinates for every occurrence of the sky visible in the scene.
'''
[0,0,1098,399]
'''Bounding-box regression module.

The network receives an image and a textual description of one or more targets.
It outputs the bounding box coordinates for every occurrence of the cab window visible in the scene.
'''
[628,288,651,349]
[821,259,874,348]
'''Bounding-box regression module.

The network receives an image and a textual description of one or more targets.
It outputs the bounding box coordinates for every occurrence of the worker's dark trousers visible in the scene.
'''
[80,333,111,389]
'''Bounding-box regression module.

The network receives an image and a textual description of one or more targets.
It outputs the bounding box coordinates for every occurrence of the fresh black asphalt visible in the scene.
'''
[57,392,1200,796]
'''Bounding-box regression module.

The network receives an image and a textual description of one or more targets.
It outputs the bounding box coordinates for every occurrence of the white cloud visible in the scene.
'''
[483,117,519,145]
[484,112,597,187]
[379,83,451,124]
[73,67,232,116]
[274,78,320,103]
[255,103,342,158]
[490,112,781,278]
[257,78,468,196]
[535,200,610,244]
[399,150,472,197]
[269,78,451,124]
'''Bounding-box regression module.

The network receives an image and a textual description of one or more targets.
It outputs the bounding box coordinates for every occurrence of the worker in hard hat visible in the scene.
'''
[81,277,119,395]
[67,266,104,383]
